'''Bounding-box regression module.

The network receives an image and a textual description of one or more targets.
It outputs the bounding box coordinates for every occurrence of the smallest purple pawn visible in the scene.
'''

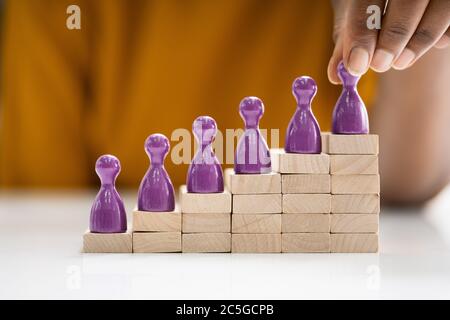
[137,134,175,212]
[285,76,322,154]
[332,61,369,134]
[90,155,127,233]
[187,116,224,193]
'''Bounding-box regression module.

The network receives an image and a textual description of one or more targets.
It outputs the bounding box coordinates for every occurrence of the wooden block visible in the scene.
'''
[282,233,330,253]
[331,233,379,253]
[283,194,331,213]
[321,132,330,154]
[282,174,330,194]
[224,169,281,194]
[83,230,132,253]
[330,155,378,175]
[329,134,379,155]
[233,194,282,214]
[331,194,380,214]
[182,233,231,253]
[232,214,281,234]
[232,234,281,253]
[272,151,330,174]
[331,214,379,233]
[331,175,380,194]
[179,185,232,214]
[133,210,181,232]
[182,213,231,233]
[133,232,181,253]
[281,214,330,233]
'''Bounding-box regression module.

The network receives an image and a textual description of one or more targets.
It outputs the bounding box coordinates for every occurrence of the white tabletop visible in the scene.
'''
[1,187,450,300]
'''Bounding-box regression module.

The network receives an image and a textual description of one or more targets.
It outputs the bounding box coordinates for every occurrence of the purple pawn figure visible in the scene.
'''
[90,155,127,233]
[285,76,322,154]
[187,116,224,193]
[235,97,272,174]
[332,61,369,134]
[137,134,175,212]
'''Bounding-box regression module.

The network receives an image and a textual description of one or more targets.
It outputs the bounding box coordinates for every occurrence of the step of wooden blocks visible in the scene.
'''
[281,214,330,233]
[330,155,378,175]
[330,214,379,233]
[182,233,231,253]
[331,233,379,253]
[331,194,380,214]
[283,194,330,213]
[133,210,181,232]
[329,134,379,155]
[233,194,282,214]
[179,185,231,214]
[182,213,231,233]
[232,214,281,233]
[331,175,380,194]
[133,232,181,253]
[282,233,330,253]
[224,168,281,194]
[83,230,132,253]
[232,234,282,253]
[271,149,330,174]
[282,174,330,194]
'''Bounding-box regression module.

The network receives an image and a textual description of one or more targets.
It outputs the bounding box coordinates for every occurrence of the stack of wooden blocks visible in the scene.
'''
[327,133,380,253]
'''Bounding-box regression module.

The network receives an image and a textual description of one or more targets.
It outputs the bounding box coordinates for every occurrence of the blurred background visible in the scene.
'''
[0,0,377,190]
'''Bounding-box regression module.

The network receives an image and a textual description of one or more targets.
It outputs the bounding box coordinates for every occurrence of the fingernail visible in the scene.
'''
[347,47,370,76]
[393,49,415,70]
[371,49,394,72]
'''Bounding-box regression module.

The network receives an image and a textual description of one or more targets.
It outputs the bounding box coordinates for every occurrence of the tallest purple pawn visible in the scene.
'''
[285,76,322,154]
[332,61,369,134]
[138,134,175,212]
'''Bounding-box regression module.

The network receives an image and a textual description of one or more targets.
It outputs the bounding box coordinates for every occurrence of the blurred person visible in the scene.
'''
[0,0,449,205]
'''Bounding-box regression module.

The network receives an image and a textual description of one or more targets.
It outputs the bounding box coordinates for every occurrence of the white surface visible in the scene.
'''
[1,188,450,300]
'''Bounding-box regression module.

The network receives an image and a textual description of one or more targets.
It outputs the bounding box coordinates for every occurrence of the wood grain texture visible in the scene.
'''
[329,134,379,155]
[331,233,379,253]
[179,185,232,214]
[182,233,231,253]
[282,194,331,214]
[232,233,282,253]
[331,175,380,194]
[331,194,380,214]
[281,214,330,233]
[282,233,330,253]
[224,169,281,194]
[133,210,181,232]
[271,150,330,174]
[83,231,132,253]
[330,155,379,175]
[233,194,282,214]
[282,174,331,194]
[133,232,181,253]
[331,214,379,233]
[182,213,231,233]
[321,132,330,154]
[232,214,281,233]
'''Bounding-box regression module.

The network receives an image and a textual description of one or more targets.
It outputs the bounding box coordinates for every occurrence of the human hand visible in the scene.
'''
[328,0,450,84]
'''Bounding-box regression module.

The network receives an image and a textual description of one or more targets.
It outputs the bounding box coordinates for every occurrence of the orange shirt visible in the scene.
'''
[0,0,376,188]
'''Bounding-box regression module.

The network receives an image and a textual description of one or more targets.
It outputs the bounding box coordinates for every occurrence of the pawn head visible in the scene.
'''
[192,116,217,146]
[337,61,359,87]
[292,76,317,105]
[144,133,170,165]
[95,154,121,185]
[239,96,264,128]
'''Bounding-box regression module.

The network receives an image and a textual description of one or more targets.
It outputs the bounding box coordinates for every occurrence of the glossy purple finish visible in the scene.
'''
[285,76,322,154]
[137,134,175,212]
[187,116,224,193]
[90,155,127,233]
[332,62,369,134]
[234,97,272,174]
